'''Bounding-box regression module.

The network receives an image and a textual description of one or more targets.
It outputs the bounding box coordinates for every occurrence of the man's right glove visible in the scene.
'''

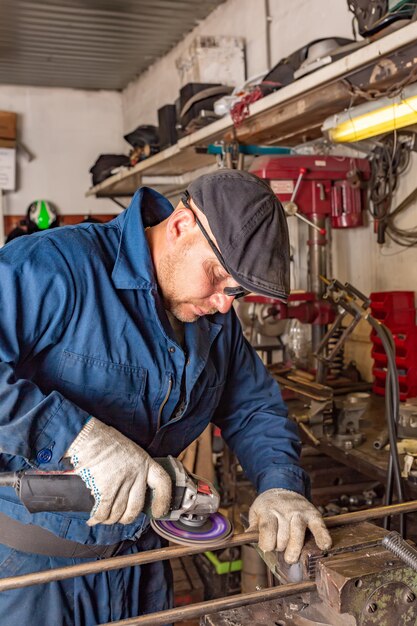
[65,417,172,526]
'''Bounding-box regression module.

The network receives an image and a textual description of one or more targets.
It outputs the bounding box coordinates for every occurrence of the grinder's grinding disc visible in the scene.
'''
[151,513,233,547]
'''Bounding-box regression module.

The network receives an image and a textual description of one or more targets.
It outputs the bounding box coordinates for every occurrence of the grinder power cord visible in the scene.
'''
[65,416,172,525]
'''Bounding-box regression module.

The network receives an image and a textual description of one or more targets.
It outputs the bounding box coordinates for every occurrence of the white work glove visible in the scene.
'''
[247,488,332,564]
[65,417,172,526]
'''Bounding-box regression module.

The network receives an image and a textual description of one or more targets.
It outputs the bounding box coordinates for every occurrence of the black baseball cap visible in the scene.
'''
[186,169,290,301]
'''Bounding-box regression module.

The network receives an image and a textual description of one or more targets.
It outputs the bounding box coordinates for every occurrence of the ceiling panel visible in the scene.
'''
[0,0,226,90]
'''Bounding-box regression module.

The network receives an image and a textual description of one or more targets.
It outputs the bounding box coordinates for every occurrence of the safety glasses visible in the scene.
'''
[181,192,250,299]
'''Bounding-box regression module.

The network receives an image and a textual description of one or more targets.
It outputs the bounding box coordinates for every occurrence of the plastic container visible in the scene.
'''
[371,328,417,366]
[372,366,417,402]
[370,291,416,332]
[370,291,415,311]
[370,308,416,331]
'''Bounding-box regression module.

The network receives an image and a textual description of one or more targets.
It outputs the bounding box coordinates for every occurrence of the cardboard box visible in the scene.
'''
[0,111,17,140]
[0,148,16,190]
[176,36,245,88]
[0,138,16,149]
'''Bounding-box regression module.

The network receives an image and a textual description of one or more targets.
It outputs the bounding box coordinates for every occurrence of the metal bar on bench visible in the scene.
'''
[0,500,417,592]
[100,581,317,626]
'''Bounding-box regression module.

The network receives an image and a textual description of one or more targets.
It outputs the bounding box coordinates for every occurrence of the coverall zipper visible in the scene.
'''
[157,374,172,430]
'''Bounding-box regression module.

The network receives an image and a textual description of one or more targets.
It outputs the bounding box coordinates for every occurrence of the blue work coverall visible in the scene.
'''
[0,187,308,625]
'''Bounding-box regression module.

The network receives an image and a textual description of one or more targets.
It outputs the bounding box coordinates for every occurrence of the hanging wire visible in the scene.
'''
[336,67,417,246]
[367,129,413,244]
[342,63,417,102]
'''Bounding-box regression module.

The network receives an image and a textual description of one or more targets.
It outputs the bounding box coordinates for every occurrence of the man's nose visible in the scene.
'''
[210,292,235,314]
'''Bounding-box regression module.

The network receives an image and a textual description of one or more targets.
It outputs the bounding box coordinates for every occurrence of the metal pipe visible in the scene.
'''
[0,540,239,592]
[373,428,389,450]
[295,211,325,234]
[99,581,317,626]
[308,217,326,298]
[264,0,272,71]
[1,500,417,592]
[308,216,327,353]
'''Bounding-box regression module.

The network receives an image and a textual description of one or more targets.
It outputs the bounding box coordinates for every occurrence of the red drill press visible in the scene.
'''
[248,155,370,352]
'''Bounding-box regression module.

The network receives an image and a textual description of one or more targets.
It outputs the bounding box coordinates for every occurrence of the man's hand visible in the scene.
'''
[247,488,332,564]
[65,417,172,526]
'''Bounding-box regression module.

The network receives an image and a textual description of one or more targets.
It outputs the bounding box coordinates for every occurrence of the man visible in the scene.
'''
[0,169,331,624]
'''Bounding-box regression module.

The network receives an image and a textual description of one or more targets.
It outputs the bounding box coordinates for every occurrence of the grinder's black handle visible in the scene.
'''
[19,473,95,513]
[15,456,173,514]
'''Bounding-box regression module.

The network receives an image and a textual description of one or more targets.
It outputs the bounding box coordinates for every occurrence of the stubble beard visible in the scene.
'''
[158,247,200,323]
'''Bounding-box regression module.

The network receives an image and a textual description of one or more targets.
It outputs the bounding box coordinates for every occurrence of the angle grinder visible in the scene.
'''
[0,456,233,547]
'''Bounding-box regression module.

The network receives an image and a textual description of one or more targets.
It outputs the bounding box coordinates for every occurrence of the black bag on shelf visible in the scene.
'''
[179,83,233,133]
[158,104,178,150]
[123,125,160,154]
[89,154,131,186]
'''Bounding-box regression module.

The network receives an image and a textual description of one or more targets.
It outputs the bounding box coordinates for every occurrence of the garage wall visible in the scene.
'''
[331,152,417,381]
[0,85,125,216]
[332,154,417,294]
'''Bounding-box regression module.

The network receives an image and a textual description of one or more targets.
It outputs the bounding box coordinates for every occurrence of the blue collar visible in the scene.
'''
[112,187,173,290]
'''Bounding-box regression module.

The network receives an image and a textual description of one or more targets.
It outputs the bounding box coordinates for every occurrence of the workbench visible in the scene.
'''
[290,394,417,499]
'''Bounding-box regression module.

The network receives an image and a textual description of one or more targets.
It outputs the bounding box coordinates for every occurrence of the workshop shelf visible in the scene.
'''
[85,23,417,200]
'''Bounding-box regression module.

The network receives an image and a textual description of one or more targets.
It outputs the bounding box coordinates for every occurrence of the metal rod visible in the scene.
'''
[295,211,325,234]
[308,217,327,302]
[298,421,321,446]
[315,310,345,356]
[290,168,306,203]
[323,500,417,527]
[0,540,236,592]
[309,216,327,354]
[373,428,389,450]
[1,500,417,592]
[99,581,317,626]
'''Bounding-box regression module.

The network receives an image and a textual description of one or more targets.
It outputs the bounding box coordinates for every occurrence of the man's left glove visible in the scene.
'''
[65,417,172,526]
[247,488,332,564]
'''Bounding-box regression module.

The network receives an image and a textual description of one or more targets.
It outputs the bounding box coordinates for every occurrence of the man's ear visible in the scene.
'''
[166,207,195,243]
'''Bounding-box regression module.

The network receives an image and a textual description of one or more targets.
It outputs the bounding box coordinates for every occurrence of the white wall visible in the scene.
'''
[0,85,125,216]
[332,153,417,294]
[331,152,417,381]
